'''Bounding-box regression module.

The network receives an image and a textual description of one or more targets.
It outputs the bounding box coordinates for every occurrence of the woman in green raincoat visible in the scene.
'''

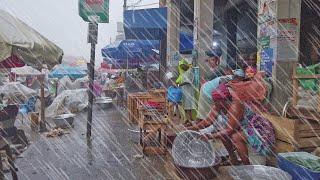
[176,58,197,124]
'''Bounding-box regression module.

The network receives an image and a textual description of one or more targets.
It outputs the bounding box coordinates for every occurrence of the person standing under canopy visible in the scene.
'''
[178,59,197,125]
[203,47,226,83]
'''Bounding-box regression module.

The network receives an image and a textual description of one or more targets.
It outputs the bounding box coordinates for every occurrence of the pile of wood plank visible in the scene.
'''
[262,113,320,166]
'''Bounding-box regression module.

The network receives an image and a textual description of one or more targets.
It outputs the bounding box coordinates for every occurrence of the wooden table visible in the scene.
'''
[138,97,168,155]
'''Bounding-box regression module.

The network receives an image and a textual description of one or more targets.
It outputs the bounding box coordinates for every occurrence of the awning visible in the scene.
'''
[124,7,167,40]
[49,65,87,79]
[101,39,159,59]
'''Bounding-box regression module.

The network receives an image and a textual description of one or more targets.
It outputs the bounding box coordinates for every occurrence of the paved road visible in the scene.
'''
[11,106,173,180]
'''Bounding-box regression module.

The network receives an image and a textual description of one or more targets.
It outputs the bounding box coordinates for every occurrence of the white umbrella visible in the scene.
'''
[0,10,63,69]
[11,66,42,76]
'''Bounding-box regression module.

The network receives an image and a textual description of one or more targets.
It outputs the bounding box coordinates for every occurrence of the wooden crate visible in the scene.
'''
[262,113,320,152]
[127,92,150,123]
[127,89,167,123]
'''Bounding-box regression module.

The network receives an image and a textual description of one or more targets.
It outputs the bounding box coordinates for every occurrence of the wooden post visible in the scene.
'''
[318,84,320,112]
[160,37,167,84]
[55,79,58,97]
[292,63,298,108]
[38,74,47,132]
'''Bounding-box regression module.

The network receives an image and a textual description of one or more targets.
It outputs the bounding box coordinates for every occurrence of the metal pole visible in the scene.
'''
[123,0,127,11]
[87,22,98,139]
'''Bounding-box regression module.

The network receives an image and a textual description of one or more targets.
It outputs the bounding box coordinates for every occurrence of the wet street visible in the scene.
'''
[12,106,172,180]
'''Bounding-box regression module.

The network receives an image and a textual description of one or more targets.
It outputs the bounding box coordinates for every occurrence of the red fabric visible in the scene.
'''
[228,73,266,101]
[211,83,231,101]
[101,62,111,69]
[144,101,162,109]
[0,55,25,68]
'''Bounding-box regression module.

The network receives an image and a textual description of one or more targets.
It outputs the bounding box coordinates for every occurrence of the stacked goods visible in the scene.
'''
[262,113,320,166]
[285,156,320,172]
[262,113,320,153]
[278,152,320,180]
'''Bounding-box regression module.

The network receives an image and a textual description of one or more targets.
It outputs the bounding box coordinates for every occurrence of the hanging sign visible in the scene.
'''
[259,36,271,49]
[79,0,109,23]
[260,48,274,76]
[277,18,299,61]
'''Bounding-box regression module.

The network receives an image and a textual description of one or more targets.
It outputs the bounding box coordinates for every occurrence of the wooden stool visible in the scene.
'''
[138,109,168,155]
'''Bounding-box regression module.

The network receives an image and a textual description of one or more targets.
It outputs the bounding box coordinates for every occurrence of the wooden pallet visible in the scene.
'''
[262,113,320,152]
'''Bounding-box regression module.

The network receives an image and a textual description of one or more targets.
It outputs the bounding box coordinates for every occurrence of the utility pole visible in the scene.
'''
[123,0,127,11]
[87,22,98,139]
[79,0,109,140]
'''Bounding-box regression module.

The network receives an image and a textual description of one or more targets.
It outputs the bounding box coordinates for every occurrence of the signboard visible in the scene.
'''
[260,48,274,76]
[259,36,271,49]
[259,20,277,38]
[79,0,109,23]
[258,0,277,24]
[277,18,299,61]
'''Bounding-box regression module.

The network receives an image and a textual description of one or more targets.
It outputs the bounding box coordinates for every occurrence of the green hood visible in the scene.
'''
[176,58,189,84]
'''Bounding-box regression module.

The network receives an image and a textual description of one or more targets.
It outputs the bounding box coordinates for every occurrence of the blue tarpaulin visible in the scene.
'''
[102,33,193,60]
[101,39,159,59]
[180,32,193,54]
[123,7,194,52]
[101,32,193,68]
[49,65,87,79]
[124,7,167,40]
[101,39,160,68]
[118,7,194,68]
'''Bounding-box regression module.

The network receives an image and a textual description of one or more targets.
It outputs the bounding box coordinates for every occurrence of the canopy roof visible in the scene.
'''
[101,39,159,59]
[0,10,63,69]
[49,65,87,79]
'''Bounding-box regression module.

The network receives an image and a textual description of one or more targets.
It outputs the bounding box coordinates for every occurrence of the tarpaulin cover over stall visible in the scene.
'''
[124,7,167,40]
[0,10,63,69]
[123,7,193,52]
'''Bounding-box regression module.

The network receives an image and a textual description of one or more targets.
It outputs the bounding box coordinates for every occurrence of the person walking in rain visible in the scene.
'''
[176,58,197,125]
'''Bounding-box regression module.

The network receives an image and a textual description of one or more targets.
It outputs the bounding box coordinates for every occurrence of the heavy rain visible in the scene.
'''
[0,0,319,179]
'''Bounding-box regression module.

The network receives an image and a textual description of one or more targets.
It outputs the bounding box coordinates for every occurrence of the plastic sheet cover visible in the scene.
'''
[46,89,88,118]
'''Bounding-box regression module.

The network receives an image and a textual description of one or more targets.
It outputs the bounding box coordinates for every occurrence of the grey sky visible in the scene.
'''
[0,0,158,65]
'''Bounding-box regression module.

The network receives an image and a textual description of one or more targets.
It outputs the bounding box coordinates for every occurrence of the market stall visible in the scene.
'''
[49,65,87,79]
[0,9,63,134]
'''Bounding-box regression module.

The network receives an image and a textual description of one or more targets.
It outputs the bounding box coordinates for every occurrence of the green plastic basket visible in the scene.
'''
[296,63,320,91]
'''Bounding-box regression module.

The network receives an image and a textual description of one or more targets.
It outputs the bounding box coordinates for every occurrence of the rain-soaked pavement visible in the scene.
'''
[12,106,173,180]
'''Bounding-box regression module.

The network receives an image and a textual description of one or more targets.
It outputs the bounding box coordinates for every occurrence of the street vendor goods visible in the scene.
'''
[172,130,216,168]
